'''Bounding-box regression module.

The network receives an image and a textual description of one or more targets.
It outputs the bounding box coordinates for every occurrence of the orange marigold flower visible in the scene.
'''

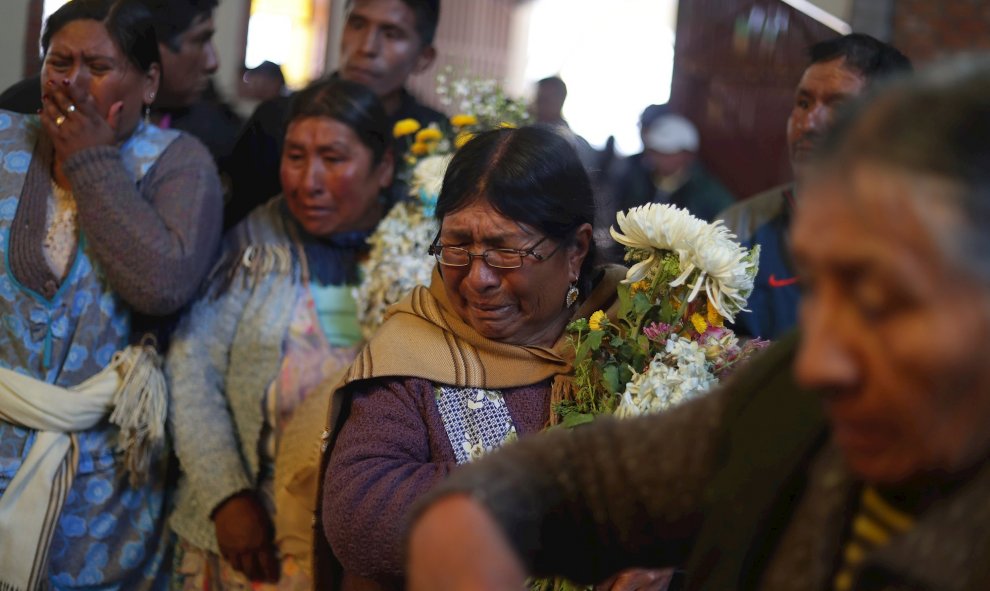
[410,142,430,156]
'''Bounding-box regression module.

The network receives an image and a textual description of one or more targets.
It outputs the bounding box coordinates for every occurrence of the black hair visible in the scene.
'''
[638,103,670,131]
[133,0,217,52]
[405,0,440,47]
[435,126,598,296]
[537,76,567,100]
[287,78,390,165]
[248,60,286,86]
[42,0,161,74]
[347,0,440,47]
[821,55,990,280]
[809,33,912,85]
[41,0,113,57]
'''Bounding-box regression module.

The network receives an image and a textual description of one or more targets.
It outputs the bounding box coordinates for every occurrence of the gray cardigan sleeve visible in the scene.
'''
[166,278,255,521]
[63,134,223,315]
[416,389,728,583]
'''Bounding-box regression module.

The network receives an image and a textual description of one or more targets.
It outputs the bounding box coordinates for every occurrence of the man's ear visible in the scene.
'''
[413,45,437,75]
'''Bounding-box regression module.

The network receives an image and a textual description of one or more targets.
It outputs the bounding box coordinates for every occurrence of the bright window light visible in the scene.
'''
[523,0,677,155]
[42,0,72,25]
[245,0,329,89]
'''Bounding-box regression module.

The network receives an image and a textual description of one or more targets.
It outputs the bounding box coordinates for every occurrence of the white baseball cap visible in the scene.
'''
[644,114,699,153]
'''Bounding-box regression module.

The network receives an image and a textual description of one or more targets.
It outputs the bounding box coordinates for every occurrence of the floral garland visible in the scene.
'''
[354,69,530,338]
[558,203,768,426]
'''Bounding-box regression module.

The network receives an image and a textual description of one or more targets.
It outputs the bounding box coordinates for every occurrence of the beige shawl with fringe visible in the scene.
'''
[0,343,165,591]
[274,264,624,580]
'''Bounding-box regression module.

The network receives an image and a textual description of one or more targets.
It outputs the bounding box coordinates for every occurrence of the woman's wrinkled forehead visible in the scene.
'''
[794,162,968,276]
[439,198,539,244]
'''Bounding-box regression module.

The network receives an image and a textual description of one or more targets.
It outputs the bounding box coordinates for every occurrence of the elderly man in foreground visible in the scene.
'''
[406,57,990,591]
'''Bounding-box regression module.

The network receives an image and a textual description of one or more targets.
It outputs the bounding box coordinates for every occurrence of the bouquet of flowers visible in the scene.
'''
[531,204,766,591]
[556,203,767,427]
[354,69,530,338]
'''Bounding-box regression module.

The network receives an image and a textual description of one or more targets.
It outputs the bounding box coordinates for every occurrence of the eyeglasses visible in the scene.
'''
[429,236,560,269]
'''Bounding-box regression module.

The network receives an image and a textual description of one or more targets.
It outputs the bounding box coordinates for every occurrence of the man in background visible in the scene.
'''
[533,75,598,173]
[718,33,911,339]
[242,60,287,102]
[612,113,734,222]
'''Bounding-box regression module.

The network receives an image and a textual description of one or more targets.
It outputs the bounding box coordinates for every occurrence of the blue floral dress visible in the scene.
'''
[0,111,179,589]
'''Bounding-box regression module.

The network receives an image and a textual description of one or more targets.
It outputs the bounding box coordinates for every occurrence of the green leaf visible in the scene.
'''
[632,291,652,317]
[584,330,604,351]
[618,364,634,386]
[560,412,595,429]
[603,364,620,394]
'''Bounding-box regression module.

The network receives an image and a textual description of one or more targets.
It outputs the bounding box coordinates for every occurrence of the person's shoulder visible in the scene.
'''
[243,94,294,134]
[0,76,41,114]
[152,131,219,179]
[399,91,446,126]
[226,196,291,247]
[717,183,791,241]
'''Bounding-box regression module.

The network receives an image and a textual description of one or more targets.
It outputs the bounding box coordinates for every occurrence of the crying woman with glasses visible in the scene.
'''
[316,126,629,589]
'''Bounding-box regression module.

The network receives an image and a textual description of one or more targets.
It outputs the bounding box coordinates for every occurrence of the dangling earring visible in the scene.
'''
[565,282,579,308]
[144,92,155,124]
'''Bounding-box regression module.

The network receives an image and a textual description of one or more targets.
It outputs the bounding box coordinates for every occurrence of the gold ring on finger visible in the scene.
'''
[55,115,66,127]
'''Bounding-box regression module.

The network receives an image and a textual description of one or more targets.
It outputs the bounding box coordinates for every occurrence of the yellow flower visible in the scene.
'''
[393,118,421,138]
[690,312,708,334]
[589,310,608,331]
[706,298,724,327]
[450,113,478,127]
[415,127,443,143]
[498,121,517,129]
[410,142,430,156]
[454,131,475,149]
[629,280,650,296]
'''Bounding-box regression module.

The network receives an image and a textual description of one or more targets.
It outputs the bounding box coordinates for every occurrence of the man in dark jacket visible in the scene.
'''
[406,57,990,591]
[222,0,445,229]
[718,33,911,340]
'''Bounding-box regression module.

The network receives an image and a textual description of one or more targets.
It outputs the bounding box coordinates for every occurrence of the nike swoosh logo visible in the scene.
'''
[768,274,799,288]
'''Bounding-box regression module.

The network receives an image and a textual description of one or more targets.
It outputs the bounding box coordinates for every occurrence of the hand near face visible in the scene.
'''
[212,492,280,583]
[42,78,122,161]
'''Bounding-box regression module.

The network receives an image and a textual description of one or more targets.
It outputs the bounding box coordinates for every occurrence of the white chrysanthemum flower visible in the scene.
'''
[609,203,758,322]
[616,337,717,417]
[409,154,452,200]
[355,201,439,338]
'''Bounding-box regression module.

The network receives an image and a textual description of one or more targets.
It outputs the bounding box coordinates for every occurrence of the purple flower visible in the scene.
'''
[643,322,672,341]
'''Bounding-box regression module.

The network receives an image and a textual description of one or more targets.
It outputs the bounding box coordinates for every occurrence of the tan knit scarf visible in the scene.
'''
[339,265,625,397]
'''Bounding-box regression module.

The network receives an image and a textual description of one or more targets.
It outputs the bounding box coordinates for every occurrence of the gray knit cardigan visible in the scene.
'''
[166,198,306,552]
